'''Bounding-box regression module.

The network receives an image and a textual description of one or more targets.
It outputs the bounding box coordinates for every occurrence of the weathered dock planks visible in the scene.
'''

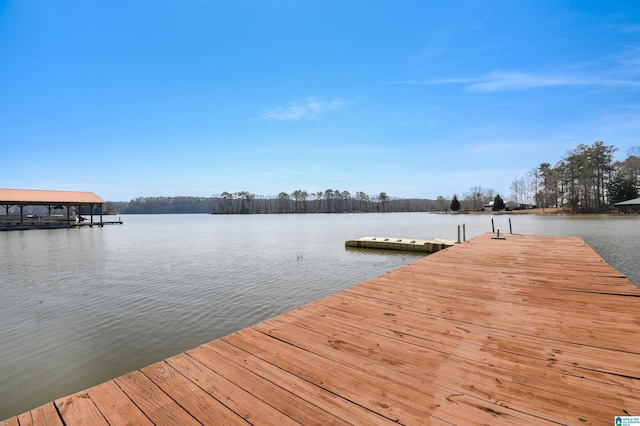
[3,233,640,425]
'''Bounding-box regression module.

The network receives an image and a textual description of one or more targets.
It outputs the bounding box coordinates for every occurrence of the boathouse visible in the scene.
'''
[0,188,116,230]
[614,196,640,213]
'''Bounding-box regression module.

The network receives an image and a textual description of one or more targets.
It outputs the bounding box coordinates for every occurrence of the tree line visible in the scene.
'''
[114,196,212,214]
[447,142,639,214]
[450,186,507,213]
[111,192,449,214]
[509,142,639,213]
[109,142,638,215]
[210,190,447,214]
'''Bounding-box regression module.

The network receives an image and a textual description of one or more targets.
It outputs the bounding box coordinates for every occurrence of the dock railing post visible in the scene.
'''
[509,217,512,234]
[491,218,495,233]
[457,225,461,243]
[463,223,466,242]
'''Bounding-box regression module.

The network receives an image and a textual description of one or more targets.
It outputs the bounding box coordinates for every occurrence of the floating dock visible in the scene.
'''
[3,233,640,425]
[0,217,123,231]
[345,236,456,253]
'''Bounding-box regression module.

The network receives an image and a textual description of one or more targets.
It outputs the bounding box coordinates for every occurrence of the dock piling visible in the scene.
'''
[492,229,506,240]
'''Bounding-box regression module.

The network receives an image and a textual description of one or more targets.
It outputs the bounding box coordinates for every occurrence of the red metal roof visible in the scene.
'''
[0,188,105,204]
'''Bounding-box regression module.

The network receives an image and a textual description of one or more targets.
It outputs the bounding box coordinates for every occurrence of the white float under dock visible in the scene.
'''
[345,236,456,253]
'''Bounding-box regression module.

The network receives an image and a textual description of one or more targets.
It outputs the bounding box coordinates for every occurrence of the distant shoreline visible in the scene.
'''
[448,207,633,216]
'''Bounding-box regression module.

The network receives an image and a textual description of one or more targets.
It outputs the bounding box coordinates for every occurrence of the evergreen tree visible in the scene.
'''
[609,174,639,204]
[450,194,461,212]
[492,194,505,211]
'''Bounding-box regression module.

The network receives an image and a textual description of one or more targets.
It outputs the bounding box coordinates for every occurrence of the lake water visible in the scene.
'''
[1,212,639,419]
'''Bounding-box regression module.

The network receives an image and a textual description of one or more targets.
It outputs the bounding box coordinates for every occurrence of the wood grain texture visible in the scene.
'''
[6,233,640,425]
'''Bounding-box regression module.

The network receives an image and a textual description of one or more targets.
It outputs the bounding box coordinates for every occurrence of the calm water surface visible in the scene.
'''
[1,213,639,419]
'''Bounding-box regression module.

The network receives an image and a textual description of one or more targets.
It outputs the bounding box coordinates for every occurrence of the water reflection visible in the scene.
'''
[0,212,638,419]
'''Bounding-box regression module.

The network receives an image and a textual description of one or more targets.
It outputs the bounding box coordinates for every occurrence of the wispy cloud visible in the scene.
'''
[472,13,491,30]
[261,97,344,121]
[471,142,523,153]
[612,23,640,34]
[385,71,640,93]
[468,72,593,92]
[0,114,35,120]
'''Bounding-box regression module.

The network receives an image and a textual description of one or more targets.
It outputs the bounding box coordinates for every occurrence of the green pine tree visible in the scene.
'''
[450,194,461,212]
[492,194,505,211]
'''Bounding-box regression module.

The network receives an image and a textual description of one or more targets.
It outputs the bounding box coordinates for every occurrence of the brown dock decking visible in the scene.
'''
[3,233,640,425]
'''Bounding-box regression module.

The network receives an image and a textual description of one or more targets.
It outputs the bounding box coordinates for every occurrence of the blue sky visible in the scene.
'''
[1,0,639,201]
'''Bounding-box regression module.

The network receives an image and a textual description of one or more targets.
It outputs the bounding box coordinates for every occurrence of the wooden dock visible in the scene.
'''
[70,219,123,228]
[3,233,640,425]
[0,217,123,231]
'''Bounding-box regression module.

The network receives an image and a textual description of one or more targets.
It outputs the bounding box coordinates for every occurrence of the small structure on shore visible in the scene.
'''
[0,188,122,230]
[614,196,640,213]
[345,236,455,253]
